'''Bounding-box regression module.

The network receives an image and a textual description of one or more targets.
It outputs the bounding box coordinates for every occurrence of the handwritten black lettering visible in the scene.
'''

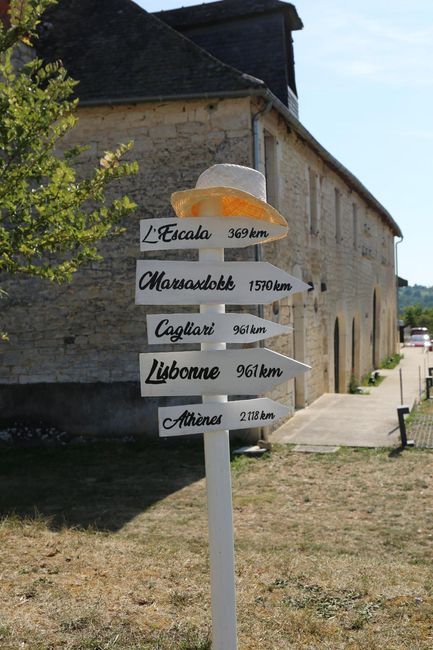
[154,318,215,343]
[145,359,220,385]
[139,271,236,293]
[141,224,158,244]
[158,222,211,243]
[163,409,222,430]
[142,221,212,245]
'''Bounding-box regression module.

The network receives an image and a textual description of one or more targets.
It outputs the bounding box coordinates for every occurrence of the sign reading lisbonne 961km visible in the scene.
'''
[139,349,309,397]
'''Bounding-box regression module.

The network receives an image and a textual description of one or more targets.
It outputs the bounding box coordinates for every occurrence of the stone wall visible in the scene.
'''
[255,105,398,418]
[0,96,398,439]
[0,97,257,437]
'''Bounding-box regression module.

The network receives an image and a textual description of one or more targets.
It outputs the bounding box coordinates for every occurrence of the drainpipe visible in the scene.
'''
[252,100,273,443]
[252,99,273,330]
[395,235,404,348]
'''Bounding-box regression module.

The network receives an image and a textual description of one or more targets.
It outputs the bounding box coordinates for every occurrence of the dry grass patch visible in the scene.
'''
[0,442,432,648]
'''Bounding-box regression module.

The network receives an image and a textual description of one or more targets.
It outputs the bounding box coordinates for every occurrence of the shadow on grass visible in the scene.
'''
[0,439,205,531]
[388,445,405,458]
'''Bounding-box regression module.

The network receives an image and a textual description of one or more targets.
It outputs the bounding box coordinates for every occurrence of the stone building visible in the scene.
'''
[0,0,402,438]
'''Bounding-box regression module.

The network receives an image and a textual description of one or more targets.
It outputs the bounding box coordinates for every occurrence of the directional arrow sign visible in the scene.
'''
[135,261,310,305]
[140,348,310,396]
[158,398,290,437]
[147,312,293,345]
[140,217,287,251]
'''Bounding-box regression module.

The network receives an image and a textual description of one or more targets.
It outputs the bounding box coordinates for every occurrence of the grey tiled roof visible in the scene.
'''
[36,0,264,104]
[155,0,303,30]
[156,0,303,103]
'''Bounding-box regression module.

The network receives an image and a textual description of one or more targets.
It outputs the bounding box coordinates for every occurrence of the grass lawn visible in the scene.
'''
[0,440,432,649]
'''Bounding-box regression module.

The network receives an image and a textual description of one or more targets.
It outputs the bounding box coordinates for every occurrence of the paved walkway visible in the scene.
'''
[271,347,430,448]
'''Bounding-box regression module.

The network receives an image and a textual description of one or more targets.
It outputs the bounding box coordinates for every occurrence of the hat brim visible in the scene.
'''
[170,186,288,229]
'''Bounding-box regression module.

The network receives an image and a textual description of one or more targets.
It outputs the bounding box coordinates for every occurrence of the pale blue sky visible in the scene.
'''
[138,0,433,287]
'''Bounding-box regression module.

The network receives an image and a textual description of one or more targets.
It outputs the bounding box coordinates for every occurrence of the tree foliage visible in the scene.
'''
[401,304,433,333]
[0,0,138,288]
[399,284,433,311]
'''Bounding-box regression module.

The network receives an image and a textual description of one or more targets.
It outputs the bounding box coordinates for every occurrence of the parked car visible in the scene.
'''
[406,333,432,351]
[410,327,429,336]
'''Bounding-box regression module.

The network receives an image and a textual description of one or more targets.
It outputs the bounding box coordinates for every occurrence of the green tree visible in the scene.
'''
[402,304,433,333]
[402,304,424,328]
[0,0,138,340]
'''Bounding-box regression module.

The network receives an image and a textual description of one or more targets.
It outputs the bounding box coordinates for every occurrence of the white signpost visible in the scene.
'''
[135,260,310,305]
[140,348,309,396]
[158,397,291,437]
[136,182,310,650]
[140,216,288,251]
[147,312,292,344]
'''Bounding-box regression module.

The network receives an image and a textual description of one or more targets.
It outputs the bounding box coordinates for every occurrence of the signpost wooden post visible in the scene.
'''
[197,196,237,650]
[136,173,310,650]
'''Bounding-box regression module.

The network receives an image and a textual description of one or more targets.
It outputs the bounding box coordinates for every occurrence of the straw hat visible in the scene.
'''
[170,164,288,228]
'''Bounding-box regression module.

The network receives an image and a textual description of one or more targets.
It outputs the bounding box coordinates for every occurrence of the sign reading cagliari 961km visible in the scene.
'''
[146,312,292,345]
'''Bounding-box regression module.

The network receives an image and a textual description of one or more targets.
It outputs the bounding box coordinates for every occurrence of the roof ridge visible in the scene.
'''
[155,0,303,31]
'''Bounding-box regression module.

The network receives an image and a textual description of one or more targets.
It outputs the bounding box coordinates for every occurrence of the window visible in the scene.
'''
[307,167,320,234]
[352,203,358,249]
[335,188,342,241]
[264,131,278,208]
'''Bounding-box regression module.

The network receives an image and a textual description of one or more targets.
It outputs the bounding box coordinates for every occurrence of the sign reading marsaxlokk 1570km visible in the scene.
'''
[135,260,310,305]
[139,348,310,397]
[140,217,288,251]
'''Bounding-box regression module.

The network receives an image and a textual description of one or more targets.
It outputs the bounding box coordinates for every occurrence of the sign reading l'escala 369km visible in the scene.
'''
[136,260,310,305]
[140,348,310,397]
[140,217,288,251]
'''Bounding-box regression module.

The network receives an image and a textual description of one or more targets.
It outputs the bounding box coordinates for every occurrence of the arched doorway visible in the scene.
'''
[351,314,360,381]
[334,318,340,393]
[372,291,377,368]
[372,289,381,368]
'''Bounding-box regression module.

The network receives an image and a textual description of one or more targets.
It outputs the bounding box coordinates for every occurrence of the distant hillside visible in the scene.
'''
[398,284,433,311]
